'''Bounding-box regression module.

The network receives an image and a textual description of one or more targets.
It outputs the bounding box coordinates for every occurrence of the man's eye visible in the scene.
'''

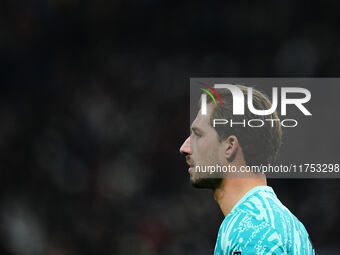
[195,132,202,137]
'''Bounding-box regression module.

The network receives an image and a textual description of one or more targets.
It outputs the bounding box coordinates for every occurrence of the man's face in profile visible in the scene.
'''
[180,104,224,189]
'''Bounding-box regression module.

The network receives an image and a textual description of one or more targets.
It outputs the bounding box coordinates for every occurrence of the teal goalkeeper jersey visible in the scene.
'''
[214,186,315,255]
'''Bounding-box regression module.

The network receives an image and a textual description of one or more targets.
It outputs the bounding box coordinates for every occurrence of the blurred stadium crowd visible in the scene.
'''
[1,0,340,254]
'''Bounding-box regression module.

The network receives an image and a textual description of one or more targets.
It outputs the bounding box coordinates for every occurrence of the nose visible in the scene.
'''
[179,137,191,155]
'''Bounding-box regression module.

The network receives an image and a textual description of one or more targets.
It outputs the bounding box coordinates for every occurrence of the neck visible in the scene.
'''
[213,174,267,217]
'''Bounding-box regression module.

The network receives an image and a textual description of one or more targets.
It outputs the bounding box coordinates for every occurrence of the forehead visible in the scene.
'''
[191,104,214,130]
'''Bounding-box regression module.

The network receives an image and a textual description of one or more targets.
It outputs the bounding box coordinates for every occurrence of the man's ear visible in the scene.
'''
[224,135,239,161]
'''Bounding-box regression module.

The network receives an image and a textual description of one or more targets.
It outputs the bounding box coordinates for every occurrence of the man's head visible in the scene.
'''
[179,85,282,189]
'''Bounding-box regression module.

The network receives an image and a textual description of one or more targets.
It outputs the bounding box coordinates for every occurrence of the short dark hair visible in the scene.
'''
[206,85,282,166]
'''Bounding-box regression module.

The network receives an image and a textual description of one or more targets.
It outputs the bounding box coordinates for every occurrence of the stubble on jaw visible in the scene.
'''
[191,176,223,190]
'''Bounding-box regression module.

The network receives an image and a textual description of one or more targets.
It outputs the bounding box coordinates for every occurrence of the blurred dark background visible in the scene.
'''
[1,0,340,254]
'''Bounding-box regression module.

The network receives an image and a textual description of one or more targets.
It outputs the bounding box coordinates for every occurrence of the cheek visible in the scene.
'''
[196,137,220,160]
[199,136,218,150]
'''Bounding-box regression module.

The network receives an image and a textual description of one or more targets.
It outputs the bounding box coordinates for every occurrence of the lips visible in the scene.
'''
[187,162,195,170]
[187,162,194,167]
[184,155,195,174]
[185,156,194,167]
